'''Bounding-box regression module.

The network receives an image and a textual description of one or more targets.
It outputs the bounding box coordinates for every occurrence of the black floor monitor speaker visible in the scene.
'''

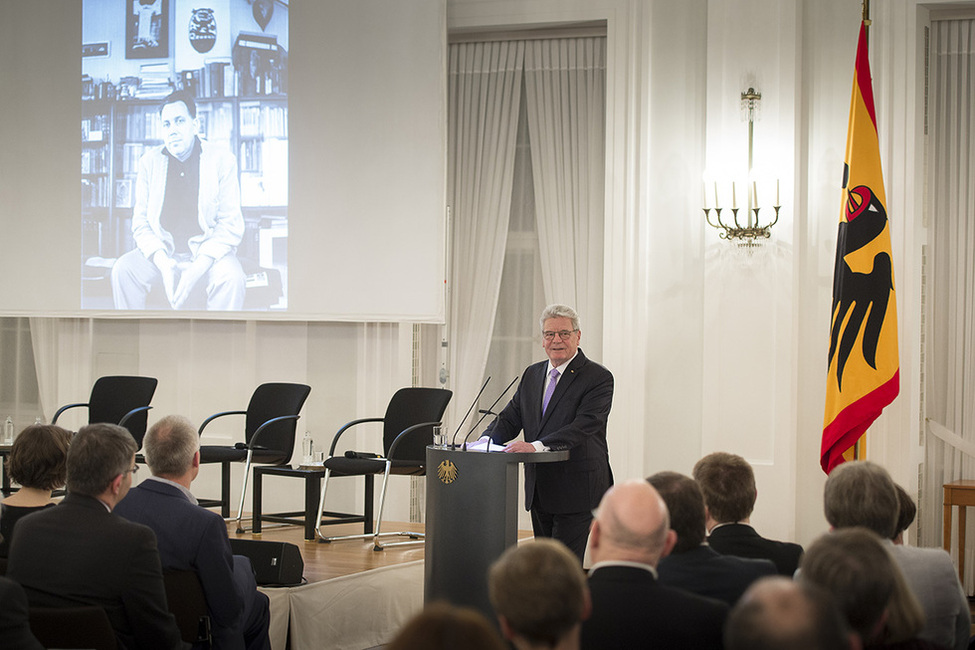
[229,538,304,587]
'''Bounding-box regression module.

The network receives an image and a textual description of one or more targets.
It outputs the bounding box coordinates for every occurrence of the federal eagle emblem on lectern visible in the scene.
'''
[437,459,458,484]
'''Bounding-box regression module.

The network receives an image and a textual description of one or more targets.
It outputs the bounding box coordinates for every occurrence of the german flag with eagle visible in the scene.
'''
[821,20,899,474]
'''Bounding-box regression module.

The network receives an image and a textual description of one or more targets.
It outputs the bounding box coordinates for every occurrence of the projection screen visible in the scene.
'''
[0,0,446,322]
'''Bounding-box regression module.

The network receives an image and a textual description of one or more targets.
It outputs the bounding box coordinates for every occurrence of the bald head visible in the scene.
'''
[726,577,852,650]
[589,479,675,566]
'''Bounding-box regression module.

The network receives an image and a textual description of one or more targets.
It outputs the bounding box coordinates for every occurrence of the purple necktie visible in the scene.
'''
[542,368,560,415]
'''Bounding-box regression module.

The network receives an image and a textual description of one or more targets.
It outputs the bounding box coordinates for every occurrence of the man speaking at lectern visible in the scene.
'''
[480,304,614,561]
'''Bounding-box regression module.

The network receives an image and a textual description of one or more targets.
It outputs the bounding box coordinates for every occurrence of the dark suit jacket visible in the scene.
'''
[706,523,804,577]
[582,564,728,649]
[0,576,43,650]
[656,544,777,605]
[485,348,613,513]
[115,479,245,650]
[6,493,185,650]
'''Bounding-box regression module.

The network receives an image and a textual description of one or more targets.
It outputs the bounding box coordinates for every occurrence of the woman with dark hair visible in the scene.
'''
[0,425,72,558]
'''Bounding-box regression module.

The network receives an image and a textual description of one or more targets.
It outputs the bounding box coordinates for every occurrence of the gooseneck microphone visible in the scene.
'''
[449,377,491,449]
[462,375,519,451]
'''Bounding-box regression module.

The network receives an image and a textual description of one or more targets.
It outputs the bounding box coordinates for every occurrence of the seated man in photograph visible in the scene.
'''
[824,460,969,650]
[114,415,270,650]
[648,471,776,606]
[581,479,728,649]
[693,451,803,576]
[7,423,186,650]
[725,577,854,650]
[111,89,245,311]
[488,538,591,650]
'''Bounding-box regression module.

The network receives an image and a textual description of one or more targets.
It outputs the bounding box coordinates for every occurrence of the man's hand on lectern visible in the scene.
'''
[503,441,536,453]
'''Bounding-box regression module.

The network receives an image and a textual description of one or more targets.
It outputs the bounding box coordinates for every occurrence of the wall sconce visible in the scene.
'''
[702,87,781,248]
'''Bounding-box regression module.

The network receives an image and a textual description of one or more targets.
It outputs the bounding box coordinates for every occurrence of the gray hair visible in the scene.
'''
[539,304,580,332]
[823,461,899,538]
[67,423,137,496]
[144,415,200,478]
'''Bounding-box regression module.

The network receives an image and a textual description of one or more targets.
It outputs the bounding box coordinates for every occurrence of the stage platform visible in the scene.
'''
[229,519,427,650]
[228,517,534,649]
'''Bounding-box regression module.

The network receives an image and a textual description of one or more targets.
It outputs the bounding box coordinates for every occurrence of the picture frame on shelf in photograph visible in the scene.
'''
[126,0,169,60]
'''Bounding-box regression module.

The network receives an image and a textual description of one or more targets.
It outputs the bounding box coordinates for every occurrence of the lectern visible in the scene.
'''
[424,445,569,618]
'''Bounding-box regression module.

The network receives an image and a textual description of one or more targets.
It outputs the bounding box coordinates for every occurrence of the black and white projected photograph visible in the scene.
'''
[82,0,289,312]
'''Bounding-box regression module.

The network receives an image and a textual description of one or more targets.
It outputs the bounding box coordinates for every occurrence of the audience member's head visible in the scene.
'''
[386,602,505,650]
[7,424,72,492]
[489,538,590,649]
[692,452,757,524]
[725,576,853,650]
[646,471,706,553]
[143,414,200,479]
[589,479,675,567]
[799,527,923,645]
[823,461,898,538]
[66,423,137,502]
[892,482,917,544]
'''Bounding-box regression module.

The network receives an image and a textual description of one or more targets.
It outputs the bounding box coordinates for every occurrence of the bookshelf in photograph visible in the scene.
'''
[82,100,113,261]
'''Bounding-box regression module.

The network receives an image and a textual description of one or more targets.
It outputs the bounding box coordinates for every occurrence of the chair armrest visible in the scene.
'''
[52,402,88,425]
[388,420,442,459]
[198,410,248,435]
[118,405,153,428]
[248,414,301,449]
[326,417,385,456]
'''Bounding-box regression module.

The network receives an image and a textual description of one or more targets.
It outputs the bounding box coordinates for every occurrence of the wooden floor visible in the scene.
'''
[226,516,535,585]
[227,518,427,584]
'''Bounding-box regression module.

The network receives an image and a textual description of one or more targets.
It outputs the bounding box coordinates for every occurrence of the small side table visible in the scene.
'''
[252,466,374,541]
[942,480,975,582]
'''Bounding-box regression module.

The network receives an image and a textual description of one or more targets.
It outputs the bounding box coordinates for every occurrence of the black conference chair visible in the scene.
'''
[198,382,311,532]
[51,375,157,448]
[29,605,118,650]
[315,387,452,550]
[164,569,212,648]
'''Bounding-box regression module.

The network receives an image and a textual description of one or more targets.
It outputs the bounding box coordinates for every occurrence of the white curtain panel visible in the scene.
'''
[523,37,606,353]
[446,41,525,432]
[28,317,93,424]
[922,18,975,592]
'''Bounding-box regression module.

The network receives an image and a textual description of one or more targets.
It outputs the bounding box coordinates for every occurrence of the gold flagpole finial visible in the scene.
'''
[863,0,871,26]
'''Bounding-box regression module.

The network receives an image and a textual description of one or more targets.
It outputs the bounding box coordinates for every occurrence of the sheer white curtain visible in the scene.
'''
[446,41,525,429]
[922,19,975,591]
[524,38,606,355]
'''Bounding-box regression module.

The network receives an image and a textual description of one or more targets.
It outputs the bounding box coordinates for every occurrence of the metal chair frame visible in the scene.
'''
[315,418,442,550]
[198,412,302,533]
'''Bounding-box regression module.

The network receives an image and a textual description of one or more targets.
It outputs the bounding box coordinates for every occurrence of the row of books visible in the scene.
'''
[240,103,287,138]
[82,115,111,143]
[82,147,109,174]
[81,176,110,208]
[179,60,237,99]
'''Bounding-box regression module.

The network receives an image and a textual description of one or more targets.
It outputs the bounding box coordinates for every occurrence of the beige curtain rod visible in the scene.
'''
[448,23,606,44]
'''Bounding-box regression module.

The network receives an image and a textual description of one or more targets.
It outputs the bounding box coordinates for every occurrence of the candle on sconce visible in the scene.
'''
[752,181,758,207]
[732,182,737,209]
[714,183,719,210]
[702,184,709,210]
[776,179,780,205]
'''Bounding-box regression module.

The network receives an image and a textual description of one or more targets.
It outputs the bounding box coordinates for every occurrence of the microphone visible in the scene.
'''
[449,377,491,449]
[462,376,518,451]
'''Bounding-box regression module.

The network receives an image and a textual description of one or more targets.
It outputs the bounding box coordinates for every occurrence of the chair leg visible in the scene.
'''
[221,462,231,519]
[314,467,334,542]
[235,450,255,534]
[371,468,424,551]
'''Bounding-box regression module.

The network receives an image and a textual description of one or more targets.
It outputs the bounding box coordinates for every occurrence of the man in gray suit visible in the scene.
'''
[824,460,969,650]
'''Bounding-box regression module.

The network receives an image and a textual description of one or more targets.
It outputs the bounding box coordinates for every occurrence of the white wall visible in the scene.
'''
[448,0,952,550]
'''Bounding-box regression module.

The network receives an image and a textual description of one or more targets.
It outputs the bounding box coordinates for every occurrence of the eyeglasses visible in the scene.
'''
[124,466,139,476]
[542,329,578,341]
